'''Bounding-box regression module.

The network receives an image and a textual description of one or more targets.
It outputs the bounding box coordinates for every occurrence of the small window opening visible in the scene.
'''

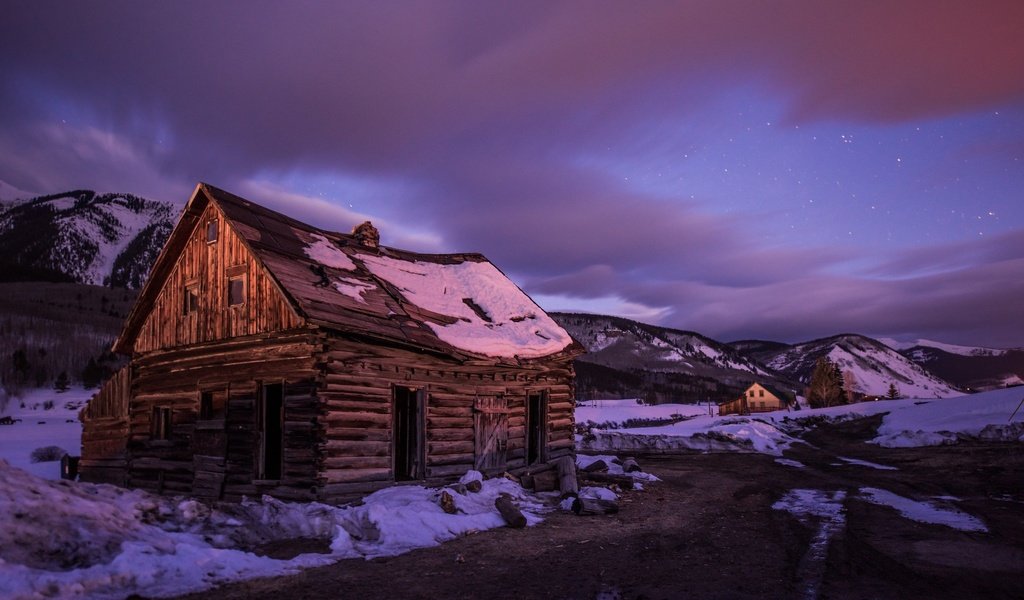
[206,219,218,243]
[183,285,199,315]
[759,389,765,397]
[152,406,171,440]
[199,389,226,420]
[228,276,245,306]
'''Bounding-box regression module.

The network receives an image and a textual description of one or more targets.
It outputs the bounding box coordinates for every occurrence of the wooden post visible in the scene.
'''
[556,455,579,496]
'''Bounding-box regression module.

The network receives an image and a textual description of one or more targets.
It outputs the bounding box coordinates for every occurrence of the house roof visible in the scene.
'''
[745,382,792,401]
[115,183,582,362]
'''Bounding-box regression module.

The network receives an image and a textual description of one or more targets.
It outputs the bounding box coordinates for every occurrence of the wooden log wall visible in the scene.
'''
[79,366,131,485]
[316,336,577,504]
[126,330,322,502]
[133,203,303,354]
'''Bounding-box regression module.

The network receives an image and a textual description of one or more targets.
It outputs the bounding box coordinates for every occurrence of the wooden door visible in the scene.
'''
[474,396,508,473]
[191,388,228,499]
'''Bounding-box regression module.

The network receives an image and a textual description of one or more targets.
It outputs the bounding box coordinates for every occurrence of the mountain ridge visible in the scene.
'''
[0,190,175,289]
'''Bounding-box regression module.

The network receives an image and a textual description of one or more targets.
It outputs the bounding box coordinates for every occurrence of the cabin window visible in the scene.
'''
[759,389,765,397]
[228,276,246,306]
[183,284,199,315]
[151,406,171,440]
[206,219,218,243]
[749,390,755,398]
[199,389,226,420]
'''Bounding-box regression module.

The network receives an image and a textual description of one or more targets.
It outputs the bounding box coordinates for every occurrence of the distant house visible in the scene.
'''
[718,383,790,416]
[80,183,583,503]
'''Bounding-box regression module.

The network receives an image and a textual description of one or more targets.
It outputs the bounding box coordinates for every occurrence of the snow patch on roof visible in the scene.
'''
[360,254,573,358]
[303,233,356,270]
[332,276,373,303]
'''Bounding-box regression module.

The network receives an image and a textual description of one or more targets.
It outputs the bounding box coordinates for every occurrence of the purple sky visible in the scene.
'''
[2,1,1022,347]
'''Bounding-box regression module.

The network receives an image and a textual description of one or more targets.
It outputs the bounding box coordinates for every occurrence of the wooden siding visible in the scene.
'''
[125,331,322,501]
[316,336,576,503]
[134,203,303,354]
[79,366,132,485]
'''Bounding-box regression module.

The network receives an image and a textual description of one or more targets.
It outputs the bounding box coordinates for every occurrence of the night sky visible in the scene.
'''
[2,1,1022,347]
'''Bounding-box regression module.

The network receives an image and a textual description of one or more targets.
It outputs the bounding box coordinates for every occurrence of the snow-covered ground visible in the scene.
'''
[0,387,89,479]
[578,387,1024,456]
[0,463,551,600]
[576,399,712,429]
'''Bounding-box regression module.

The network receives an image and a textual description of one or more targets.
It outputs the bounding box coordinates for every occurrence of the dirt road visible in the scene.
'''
[178,416,1024,600]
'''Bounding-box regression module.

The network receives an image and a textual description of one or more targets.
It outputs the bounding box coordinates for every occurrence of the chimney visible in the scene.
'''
[352,221,380,248]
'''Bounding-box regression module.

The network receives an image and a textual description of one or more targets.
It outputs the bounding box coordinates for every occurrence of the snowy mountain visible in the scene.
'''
[879,338,1010,357]
[882,341,1024,392]
[0,190,174,289]
[551,313,801,403]
[738,334,963,399]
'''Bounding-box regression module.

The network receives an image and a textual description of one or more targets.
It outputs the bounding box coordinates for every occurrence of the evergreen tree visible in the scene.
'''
[807,356,844,408]
[54,371,70,392]
[833,362,847,404]
[886,382,900,400]
[81,357,103,389]
[11,349,29,384]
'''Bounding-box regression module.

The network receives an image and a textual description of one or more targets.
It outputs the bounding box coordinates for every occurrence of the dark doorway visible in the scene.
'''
[526,392,546,465]
[393,386,425,481]
[257,383,283,480]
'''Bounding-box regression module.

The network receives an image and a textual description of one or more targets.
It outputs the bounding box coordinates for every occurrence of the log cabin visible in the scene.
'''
[79,183,584,503]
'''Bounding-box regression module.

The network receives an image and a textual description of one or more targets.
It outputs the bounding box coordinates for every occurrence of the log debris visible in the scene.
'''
[572,497,619,516]
[495,493,527,528]
[440,490,458,514]
[579,472,636,490]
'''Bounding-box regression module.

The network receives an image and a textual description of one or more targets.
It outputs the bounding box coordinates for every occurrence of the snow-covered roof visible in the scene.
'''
[118,184,580,361]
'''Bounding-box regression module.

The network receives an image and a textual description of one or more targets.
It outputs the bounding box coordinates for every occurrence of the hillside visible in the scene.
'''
[739,334,963,398]
[0,282,134,394]
[551,312,801,404]
[891,342,1024,392]
[0,190,174,288]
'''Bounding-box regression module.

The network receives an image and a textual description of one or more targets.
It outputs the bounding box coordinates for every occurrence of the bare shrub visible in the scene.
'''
[30,445,68,463]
